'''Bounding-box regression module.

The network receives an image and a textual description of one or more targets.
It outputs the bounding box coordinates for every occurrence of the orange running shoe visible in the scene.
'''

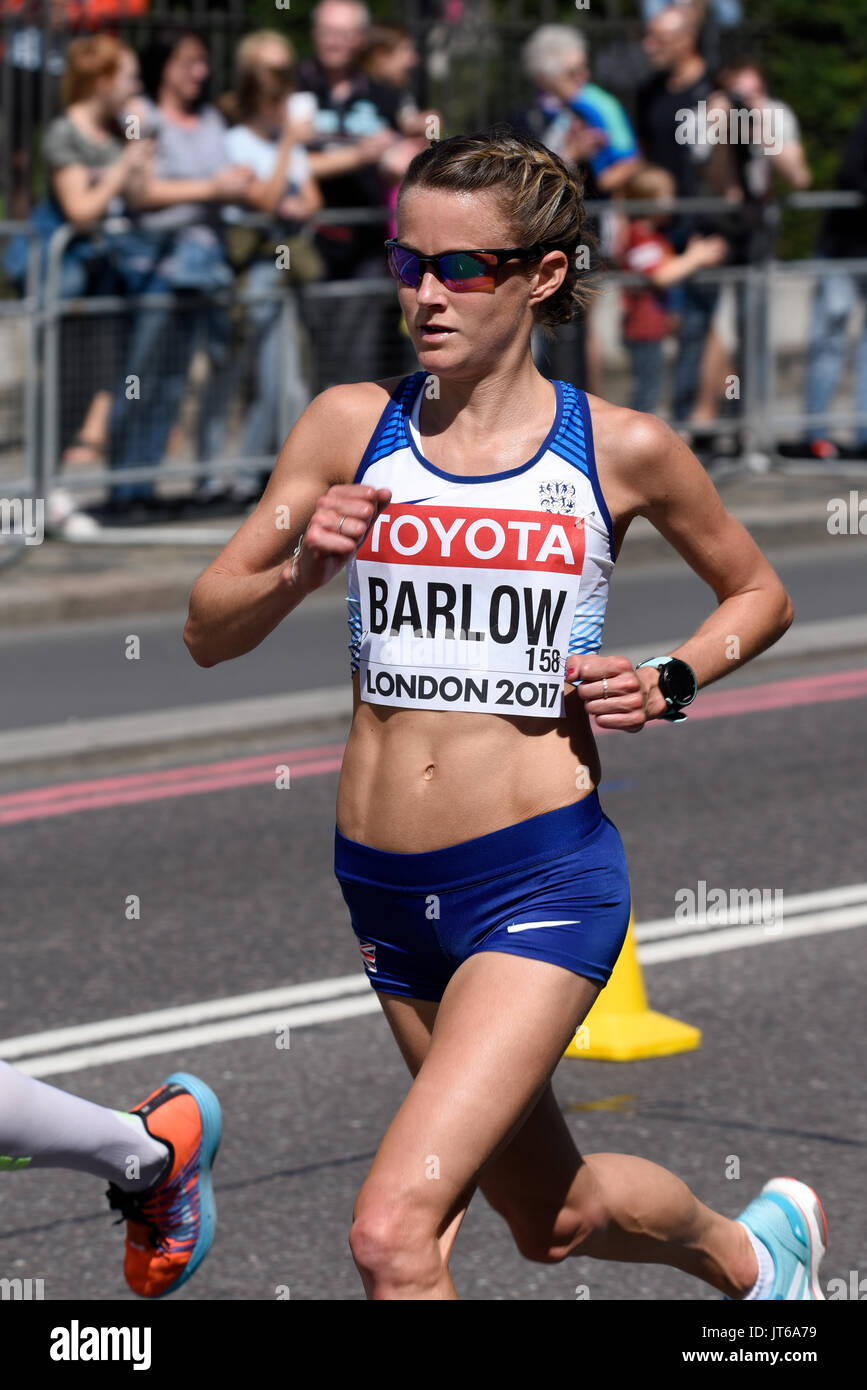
[106,1072,221,1298]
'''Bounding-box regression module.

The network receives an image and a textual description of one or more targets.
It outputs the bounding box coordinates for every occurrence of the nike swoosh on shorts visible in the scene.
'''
[506,919,581,932]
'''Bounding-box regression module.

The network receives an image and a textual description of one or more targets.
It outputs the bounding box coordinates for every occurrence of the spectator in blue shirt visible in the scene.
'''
[519,26,643,196]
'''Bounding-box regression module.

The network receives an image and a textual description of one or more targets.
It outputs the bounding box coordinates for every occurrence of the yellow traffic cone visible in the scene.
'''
[564,910,701,1061]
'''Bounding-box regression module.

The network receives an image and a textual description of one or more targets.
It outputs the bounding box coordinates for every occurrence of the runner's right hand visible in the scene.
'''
[286,484,392,593]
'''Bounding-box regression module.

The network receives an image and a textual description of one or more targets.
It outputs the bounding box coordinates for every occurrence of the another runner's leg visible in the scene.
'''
[0,1061,169,1191]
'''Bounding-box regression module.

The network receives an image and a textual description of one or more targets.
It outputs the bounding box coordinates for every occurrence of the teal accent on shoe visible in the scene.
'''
[735,1183,822,1300]
[155,1072,222,1298]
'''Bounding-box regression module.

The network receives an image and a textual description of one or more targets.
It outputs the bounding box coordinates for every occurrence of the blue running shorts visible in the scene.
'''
[333,791,631,1002]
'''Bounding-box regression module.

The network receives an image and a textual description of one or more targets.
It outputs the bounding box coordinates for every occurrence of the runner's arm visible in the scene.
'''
[622,413,793,692]
[183,387,357,667]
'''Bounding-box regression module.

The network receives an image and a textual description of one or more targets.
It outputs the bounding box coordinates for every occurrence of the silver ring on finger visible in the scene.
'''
[602,677,609,699]
[336,515,346,534]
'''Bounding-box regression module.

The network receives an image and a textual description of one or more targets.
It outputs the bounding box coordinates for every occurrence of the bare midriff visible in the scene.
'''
[335,671,601,852]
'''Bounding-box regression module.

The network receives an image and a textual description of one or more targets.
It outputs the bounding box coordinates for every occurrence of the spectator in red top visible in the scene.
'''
[616,166,727,414]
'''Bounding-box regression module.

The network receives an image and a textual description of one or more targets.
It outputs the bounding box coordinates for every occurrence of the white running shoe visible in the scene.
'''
[734,1176,827,1299]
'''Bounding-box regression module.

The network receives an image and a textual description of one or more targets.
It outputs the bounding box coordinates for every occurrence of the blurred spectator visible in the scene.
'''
[518,26,643,196]
[635,4,739,430]
[0,0,149,218]
[359,22,437,234]
[780,102,867,461]
[38,35,153,479]
[222,29,317,148]
[692,56,811,435]
[293,0,406,384]
[358,21,437,370]
[103,30,254,513]
[359,22,431,138]
[615,165,727,413]
[639,0,742,74]
[639,0,742,25]
[219,62,323,497]
[716,57,810,198]
[511,25,642,396]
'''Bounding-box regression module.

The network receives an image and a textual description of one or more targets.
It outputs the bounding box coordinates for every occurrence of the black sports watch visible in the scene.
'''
[635,656,698,723]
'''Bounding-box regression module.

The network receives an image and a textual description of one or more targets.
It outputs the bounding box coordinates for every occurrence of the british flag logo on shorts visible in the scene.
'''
[359,941,377,973]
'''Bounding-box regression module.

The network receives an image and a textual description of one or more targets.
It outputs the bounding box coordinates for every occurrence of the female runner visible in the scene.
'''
[184,129,827,1302]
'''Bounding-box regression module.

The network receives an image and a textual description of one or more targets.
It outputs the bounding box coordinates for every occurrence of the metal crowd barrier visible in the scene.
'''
[0,220,40,499]
[4,193,867,529]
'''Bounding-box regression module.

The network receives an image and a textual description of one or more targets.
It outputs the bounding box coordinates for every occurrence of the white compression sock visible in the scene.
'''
[0,1061,170,1192]
[738,1221,776,1300]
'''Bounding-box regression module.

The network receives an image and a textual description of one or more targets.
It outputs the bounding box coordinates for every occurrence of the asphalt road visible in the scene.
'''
[0,649,865,1302]
[1,540,863,730]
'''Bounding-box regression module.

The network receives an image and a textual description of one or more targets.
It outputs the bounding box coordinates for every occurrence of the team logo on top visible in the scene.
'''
[538,480,576,514]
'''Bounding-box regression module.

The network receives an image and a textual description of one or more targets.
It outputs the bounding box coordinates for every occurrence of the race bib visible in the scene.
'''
[356,503,585,718]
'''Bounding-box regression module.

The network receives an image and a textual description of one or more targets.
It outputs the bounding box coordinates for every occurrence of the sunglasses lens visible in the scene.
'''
[387,246,501,290]
[387,244,420,286]
[440,251,496,290]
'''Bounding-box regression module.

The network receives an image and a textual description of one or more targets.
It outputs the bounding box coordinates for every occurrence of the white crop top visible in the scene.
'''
[345,371,615,720]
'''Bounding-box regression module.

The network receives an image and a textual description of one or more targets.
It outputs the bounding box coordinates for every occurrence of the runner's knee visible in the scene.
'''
[349,1189,443,1288]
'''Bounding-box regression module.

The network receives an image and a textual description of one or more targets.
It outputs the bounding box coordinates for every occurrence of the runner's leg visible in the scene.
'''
[373,982,757,1298]
[349,952,603,1299]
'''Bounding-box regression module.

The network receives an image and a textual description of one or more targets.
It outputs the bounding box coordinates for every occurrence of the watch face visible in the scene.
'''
[660,658,696,706]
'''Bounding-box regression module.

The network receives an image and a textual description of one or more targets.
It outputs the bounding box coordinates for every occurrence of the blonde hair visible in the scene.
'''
[397,127,596,342]
[235,30,296,72]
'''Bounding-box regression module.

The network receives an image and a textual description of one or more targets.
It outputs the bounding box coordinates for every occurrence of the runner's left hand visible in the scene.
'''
[564,654,667,731]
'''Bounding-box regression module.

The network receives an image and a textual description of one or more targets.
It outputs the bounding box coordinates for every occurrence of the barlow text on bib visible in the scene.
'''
[356,503,586,718]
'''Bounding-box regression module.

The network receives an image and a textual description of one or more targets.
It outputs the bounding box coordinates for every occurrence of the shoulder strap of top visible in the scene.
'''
[354,372,426,482]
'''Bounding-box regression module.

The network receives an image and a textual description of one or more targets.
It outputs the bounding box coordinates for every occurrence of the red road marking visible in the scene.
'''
[672,667,867,721]
[0,757,344,825]
[0,744,346,808]
[1,669,865,827]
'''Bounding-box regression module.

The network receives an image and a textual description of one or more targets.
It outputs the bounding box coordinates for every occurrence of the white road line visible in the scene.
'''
[0,974,370,1059]
[635,883,867,942]
[14,996,385,1079]
[640,904,867,963]
[3,894,866,1079]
